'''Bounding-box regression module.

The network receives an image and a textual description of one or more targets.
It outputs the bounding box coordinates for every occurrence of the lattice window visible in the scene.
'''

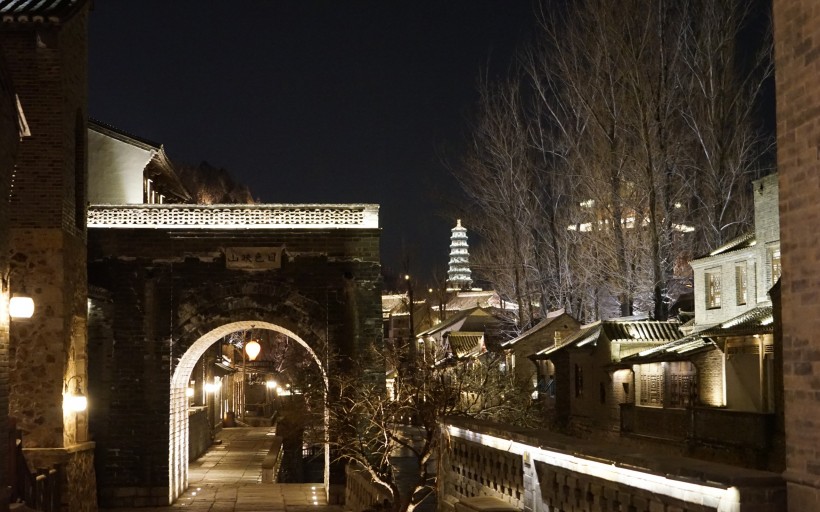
[769,247,781,285]
[705,269,721,309]
[640,374,663,406]
[735,263,748,306]
[669,374,695,408]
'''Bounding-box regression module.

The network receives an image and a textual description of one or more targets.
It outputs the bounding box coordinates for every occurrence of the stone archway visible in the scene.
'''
[87,207,383,507]
[169,320,329,503]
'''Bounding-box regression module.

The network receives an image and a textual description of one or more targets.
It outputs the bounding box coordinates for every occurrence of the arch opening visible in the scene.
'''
[168,320,329,504]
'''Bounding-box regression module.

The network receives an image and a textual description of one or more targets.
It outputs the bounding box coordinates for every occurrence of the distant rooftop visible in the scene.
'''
[0,0,85,23]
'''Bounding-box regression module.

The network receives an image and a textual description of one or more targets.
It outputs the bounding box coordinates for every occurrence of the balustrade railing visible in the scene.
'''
[87,203,379,229]
[9,419,61,512]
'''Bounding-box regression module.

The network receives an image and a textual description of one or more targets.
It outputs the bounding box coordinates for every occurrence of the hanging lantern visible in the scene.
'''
[245,339,261,361]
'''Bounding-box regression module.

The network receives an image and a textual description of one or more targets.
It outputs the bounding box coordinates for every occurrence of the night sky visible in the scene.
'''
[88,1,536,287]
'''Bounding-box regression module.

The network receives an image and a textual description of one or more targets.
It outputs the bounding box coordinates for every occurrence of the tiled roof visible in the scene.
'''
[416,307,486,338]
[620,334,716,365]
[619,307,773,365]
[445,290,518,312]
[706,232,756,257]
[0,0,84,23]
[532,322,602,359]
[602,320,683,343]
[381,294,407,314]
[695,305,774,337]
[89,119,162,152]
[530,318,683,360]
[447,332,484,359]
[500,309,569,348]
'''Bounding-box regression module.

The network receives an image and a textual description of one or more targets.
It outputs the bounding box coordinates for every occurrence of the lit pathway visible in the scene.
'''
[105,427,340,512]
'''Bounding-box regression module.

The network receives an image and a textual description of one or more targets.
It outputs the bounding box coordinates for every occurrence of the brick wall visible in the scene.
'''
[692,348,724,407]
[772,0,820,509]
[0,6,96,511]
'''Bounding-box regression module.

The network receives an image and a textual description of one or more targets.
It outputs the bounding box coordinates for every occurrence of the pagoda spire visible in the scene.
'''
[447,219,473,290]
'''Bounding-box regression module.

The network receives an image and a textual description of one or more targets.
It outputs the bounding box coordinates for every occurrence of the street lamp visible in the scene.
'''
[241,333,262,422]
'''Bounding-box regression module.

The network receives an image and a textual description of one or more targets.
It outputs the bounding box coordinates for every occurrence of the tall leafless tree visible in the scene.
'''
[455,0,772,321]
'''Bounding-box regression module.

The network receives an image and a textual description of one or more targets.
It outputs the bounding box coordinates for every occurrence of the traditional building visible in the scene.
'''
[416,307,509,366]
[498,309,578,389]
[88,120,191,204]
[530,318,684,433]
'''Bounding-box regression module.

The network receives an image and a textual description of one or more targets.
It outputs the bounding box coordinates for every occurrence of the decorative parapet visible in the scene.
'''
[441,417,786,512]
[87,204,379,230]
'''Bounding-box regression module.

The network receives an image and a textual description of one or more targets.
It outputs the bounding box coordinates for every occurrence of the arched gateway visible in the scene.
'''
[86,204,382,507]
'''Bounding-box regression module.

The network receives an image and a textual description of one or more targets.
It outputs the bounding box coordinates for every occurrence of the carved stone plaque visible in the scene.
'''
[225,247,283,270]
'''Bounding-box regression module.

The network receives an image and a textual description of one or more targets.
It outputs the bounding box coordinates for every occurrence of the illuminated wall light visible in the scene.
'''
[204,382,219,393]
[186,387,195,398]
[245,340,261,360]
[64,376,88,413]
[9,294,34,319]
[266,380,277,389]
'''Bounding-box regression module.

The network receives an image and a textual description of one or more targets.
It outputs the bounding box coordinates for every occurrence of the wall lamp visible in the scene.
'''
[9,294,34,319]
[64,375,88,413]
[1,273,34,319]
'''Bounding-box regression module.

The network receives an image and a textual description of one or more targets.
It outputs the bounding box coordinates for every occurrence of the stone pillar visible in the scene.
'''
[0,3,97,511]
[772,0,820,508]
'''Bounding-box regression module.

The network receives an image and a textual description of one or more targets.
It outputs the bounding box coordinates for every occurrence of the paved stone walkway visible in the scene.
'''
[106,427,341,512]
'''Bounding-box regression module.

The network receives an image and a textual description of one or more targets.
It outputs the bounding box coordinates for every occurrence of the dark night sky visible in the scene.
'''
[88,1,536,287]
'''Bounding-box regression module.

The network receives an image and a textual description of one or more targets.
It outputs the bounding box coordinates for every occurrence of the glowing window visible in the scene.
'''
[735,264,748,306]
[705,270,721,309]
[769,248,781,284]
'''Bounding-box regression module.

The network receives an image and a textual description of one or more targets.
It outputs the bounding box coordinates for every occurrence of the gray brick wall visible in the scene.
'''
[772,0,820,509]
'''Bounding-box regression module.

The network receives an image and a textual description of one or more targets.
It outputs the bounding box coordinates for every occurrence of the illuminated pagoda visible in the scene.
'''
[447,219,473,290]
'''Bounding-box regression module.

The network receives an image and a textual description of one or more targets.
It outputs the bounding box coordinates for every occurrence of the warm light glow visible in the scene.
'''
[65,392,88,412]
[204,382,219,393]
[186,387,195,398]
[9,294,34,319]
[266,380,277,389]
[245,340,261,360]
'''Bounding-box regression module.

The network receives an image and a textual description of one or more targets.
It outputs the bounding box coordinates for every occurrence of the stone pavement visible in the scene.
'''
[104,427,342,512]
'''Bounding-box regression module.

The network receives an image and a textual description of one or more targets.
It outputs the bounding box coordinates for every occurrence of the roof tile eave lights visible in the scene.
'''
[87,203,380,230]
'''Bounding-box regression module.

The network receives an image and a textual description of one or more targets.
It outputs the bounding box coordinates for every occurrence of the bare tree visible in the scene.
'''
[454,76,542,328]
[454,0,772,321]
[679,0,774,253]
[175,160,256,204]
[328,346,537,512]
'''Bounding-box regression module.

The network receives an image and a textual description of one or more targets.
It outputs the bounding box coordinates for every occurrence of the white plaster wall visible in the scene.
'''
[88,129,153,204]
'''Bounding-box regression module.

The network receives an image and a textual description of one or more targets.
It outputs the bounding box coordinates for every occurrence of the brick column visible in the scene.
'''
[772,0,820,508]
[0,5,97,511]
